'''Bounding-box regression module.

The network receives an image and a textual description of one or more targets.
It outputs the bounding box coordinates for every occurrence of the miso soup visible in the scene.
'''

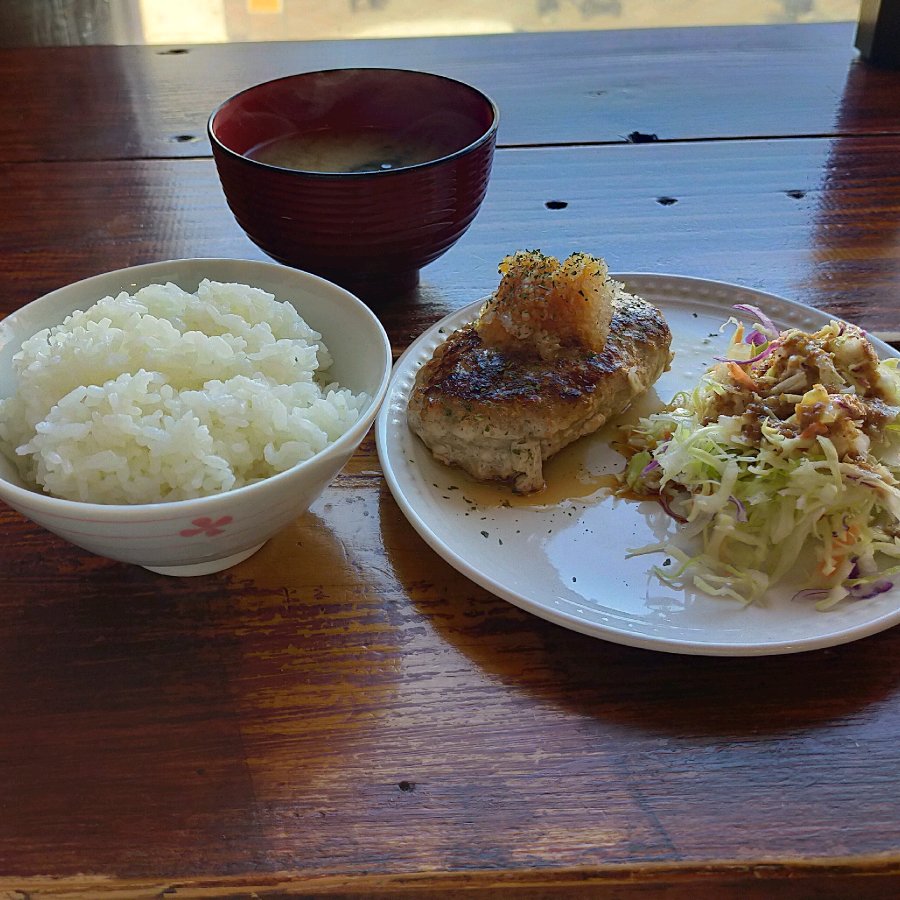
[246,126,447,174]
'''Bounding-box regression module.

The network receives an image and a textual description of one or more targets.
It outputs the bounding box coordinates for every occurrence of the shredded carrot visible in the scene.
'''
[727,362,757,392]
[800,422,829,440]
[819,525,860,576]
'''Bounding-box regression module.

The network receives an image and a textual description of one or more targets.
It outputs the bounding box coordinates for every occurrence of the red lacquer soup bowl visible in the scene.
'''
[209,68,499,303]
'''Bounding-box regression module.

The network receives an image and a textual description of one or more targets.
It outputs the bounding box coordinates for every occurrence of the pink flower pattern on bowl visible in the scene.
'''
[180,516,233,538]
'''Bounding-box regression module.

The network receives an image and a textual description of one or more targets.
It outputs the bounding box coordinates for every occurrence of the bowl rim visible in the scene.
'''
[0,257,393,518]
[207,66,500,179]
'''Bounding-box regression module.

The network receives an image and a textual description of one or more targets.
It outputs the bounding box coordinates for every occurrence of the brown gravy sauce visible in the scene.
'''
[434,391,666,510]
[448,439,620,510]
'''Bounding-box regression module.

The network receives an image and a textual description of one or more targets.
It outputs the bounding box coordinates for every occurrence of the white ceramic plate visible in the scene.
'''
[375,274,900,655]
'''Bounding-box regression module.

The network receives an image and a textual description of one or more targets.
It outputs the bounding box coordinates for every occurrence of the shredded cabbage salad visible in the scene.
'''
[616,305,900,608]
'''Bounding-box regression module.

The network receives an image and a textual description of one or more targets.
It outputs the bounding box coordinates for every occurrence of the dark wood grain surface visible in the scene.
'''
[3,23,900,165]
[4,136,900,336]
[2,22,900,899]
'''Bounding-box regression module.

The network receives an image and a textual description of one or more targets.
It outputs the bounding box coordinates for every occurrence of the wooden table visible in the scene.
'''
[2,22,900,898]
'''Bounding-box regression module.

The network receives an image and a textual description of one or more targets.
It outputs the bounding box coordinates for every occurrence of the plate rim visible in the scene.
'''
[376,273,900,656]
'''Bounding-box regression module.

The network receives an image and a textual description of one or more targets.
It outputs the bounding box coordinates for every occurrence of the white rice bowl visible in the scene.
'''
[0,279,368,504]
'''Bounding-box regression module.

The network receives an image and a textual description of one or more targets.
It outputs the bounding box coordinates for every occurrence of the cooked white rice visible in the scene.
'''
[0,279,367,504]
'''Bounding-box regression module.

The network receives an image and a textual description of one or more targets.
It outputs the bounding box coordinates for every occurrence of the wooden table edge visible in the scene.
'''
[4,855,900,897]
